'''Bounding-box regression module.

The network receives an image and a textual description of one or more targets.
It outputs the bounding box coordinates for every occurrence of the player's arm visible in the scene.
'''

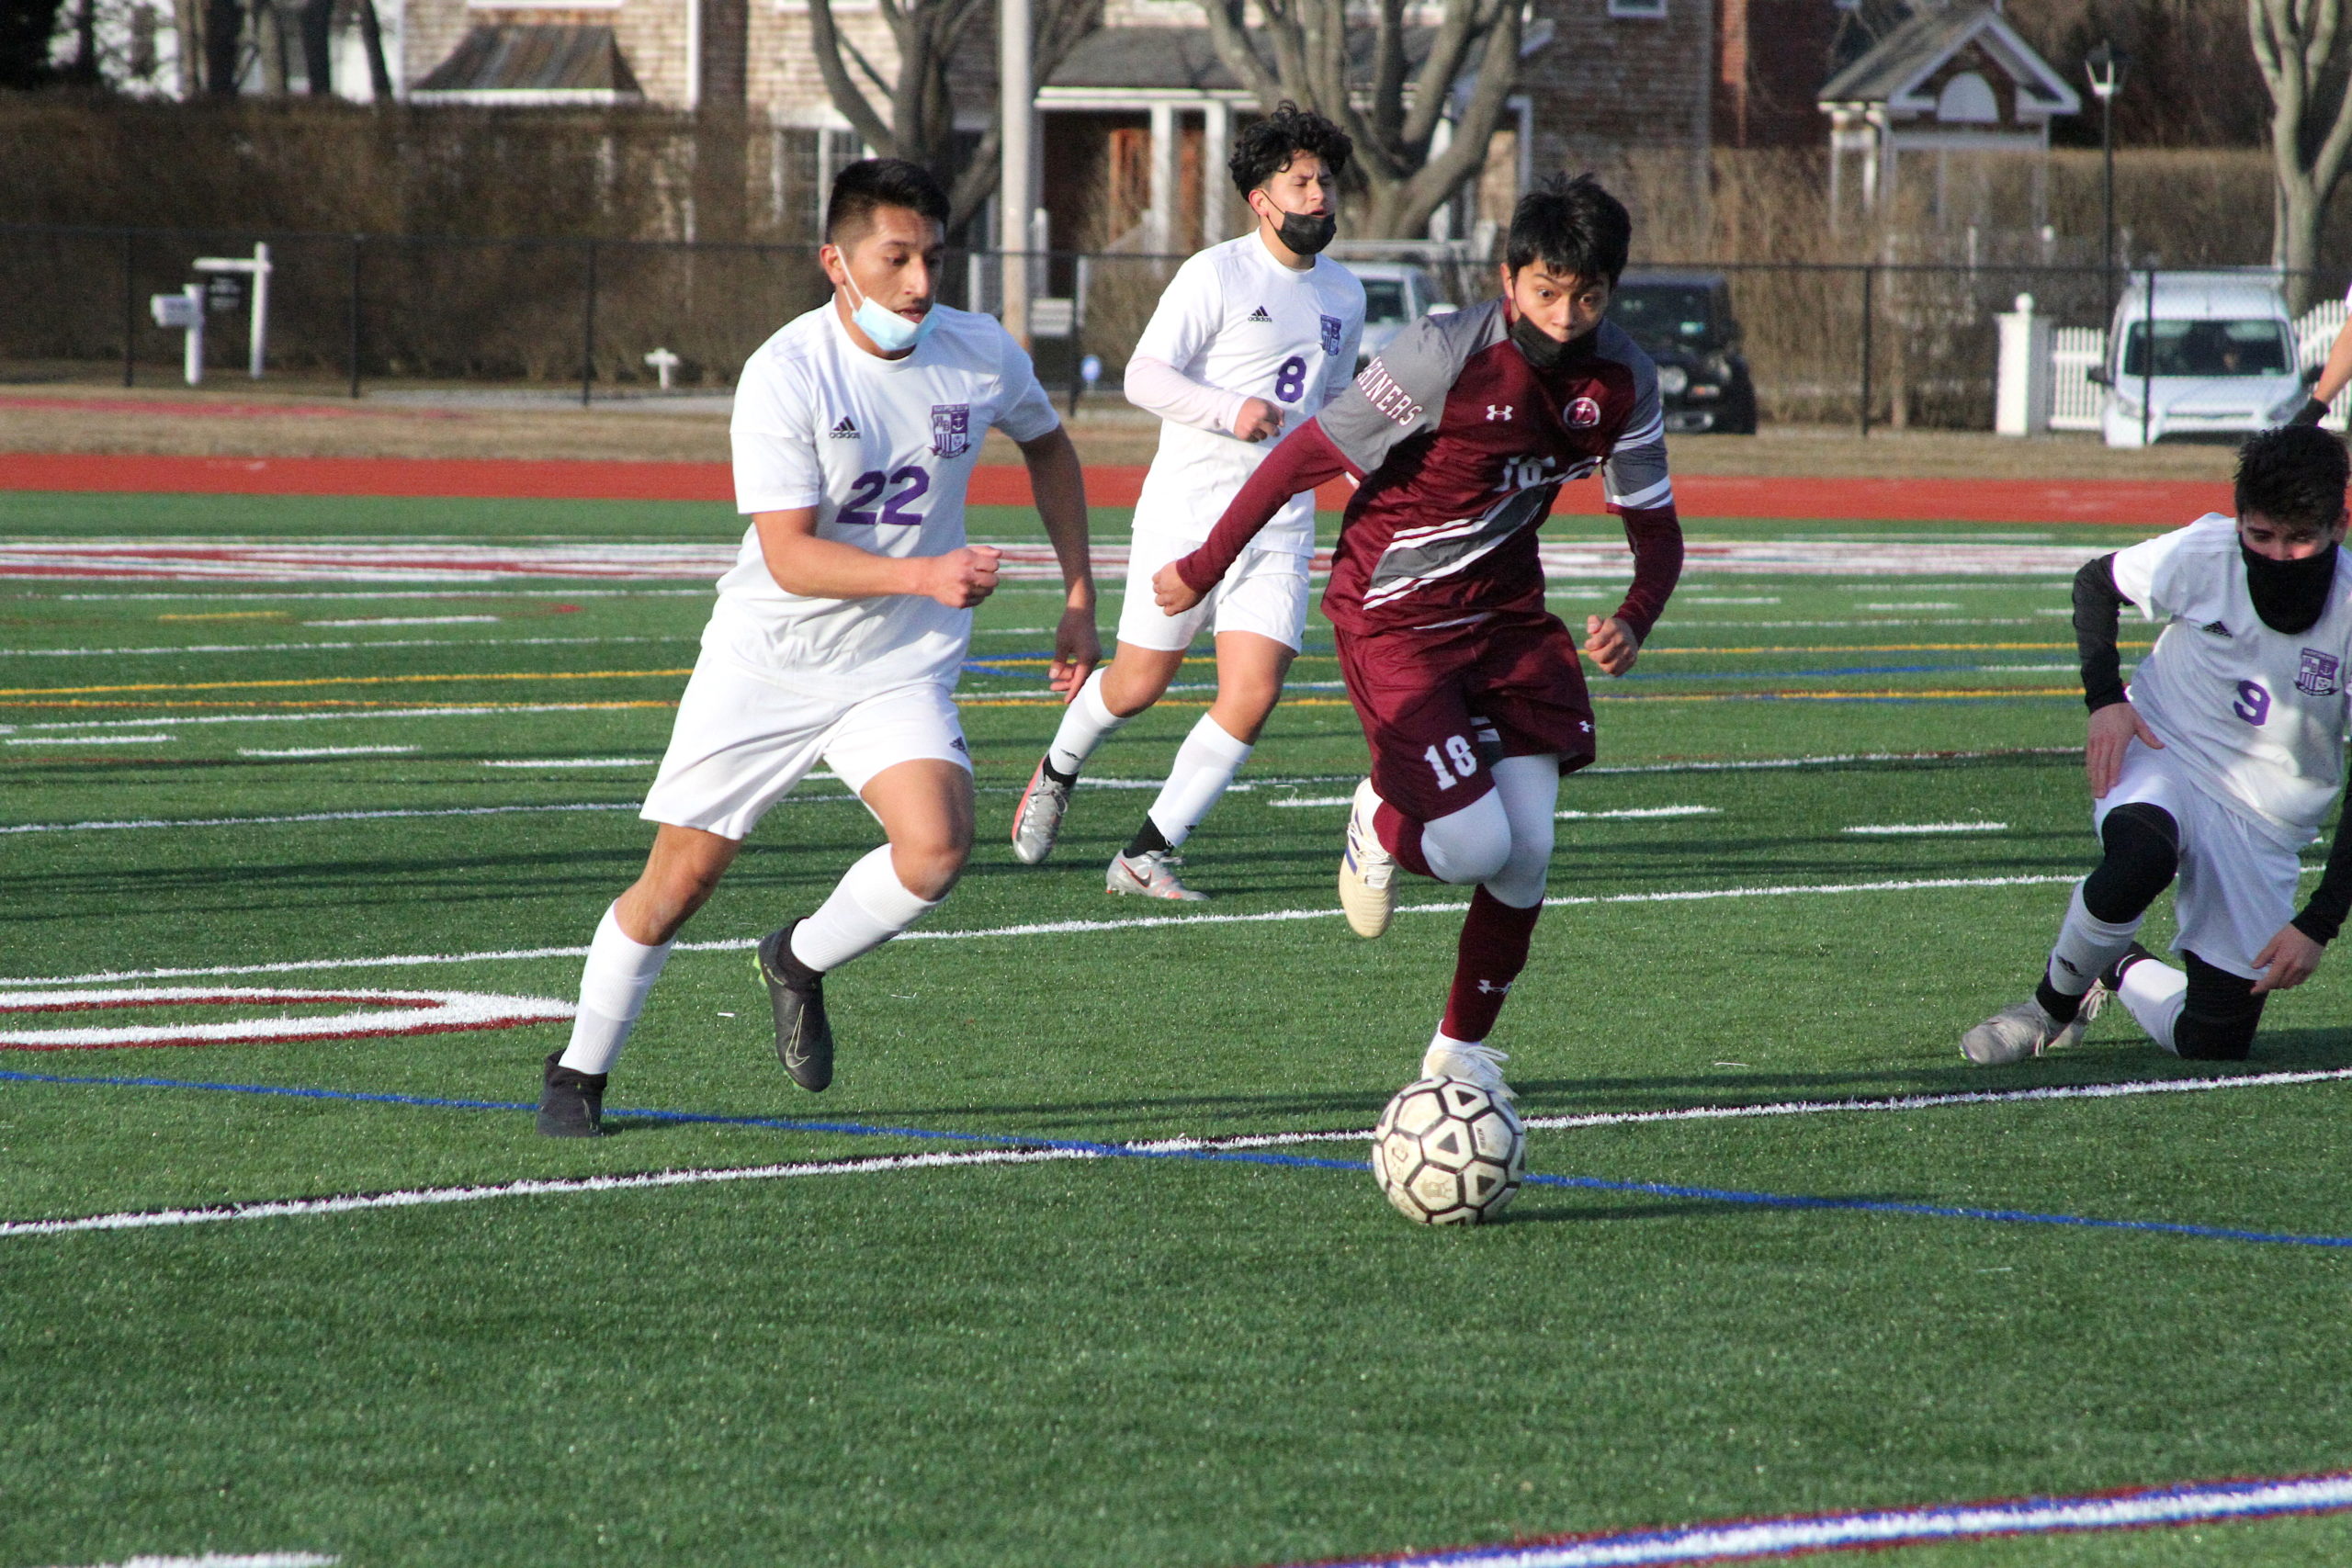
[1015,424,1102,698]
[2075,553,2162,796]
[1589,376,1683,678]
[2256,804,2352,991]
[2298,314,2352,422]
[1126,355,1280,443]
[753,508,1001,607]
[1155,420,1357,615]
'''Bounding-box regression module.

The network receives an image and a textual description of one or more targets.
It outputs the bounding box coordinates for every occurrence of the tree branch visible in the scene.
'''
[807,0,896,154]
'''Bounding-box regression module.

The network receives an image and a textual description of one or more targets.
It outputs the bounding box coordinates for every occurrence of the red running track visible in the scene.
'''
[0,451,2226,525]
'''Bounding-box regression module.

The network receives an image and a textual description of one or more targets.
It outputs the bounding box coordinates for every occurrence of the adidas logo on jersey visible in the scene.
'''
[2200,620,2233,638]
[1249,306,1272,322]
[829,415,860,439]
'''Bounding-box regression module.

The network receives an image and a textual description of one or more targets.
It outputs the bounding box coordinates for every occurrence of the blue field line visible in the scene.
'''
[9,1066,2352,1249]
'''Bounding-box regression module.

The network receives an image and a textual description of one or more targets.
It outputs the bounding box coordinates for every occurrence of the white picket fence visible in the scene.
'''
[2044,299,2351,434]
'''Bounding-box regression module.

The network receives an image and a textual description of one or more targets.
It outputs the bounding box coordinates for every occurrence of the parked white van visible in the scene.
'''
[2096,272,2312,446]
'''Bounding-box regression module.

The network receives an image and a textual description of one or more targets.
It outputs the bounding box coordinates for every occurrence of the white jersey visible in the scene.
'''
[718,300,1059,698]
[2114,512,2352,845]
[1128,232,1364,552]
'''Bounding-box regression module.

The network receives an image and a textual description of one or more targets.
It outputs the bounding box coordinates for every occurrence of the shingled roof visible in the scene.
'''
[1817,1,2077,118]
[413,25,644,103]
[1045,25,1440,95]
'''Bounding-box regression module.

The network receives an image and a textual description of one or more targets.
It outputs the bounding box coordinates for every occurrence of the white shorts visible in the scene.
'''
[1114,533,1311,654]
[640,651,970,841]
[2096,739,2307,978]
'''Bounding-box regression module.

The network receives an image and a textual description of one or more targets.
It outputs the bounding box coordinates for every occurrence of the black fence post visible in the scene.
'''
[1859,264,1875,438]
[347,234,364,400]
[120,230,136,388]
[2141,263,2156,449]
[581,239,598,409]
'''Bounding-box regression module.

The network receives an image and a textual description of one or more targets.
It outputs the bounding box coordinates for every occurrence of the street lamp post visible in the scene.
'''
[2085,42,2128,329]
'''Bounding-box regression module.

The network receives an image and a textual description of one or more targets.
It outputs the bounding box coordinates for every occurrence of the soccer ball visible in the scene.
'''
[1371,1076,1524,1224]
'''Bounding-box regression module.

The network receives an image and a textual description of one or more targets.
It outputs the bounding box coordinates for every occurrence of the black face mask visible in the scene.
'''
[2243,540,2339,635]
[1275,210,1337,256]
[1510,310,1575,372]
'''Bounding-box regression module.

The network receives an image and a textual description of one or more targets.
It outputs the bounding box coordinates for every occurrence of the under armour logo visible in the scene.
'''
[1476,979,1514,995]
[1487,404,1513,422]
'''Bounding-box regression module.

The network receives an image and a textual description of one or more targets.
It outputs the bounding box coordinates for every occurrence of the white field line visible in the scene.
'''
[0,636,693,658]
[481,758,656,769]
[0,986,571,1049]
[1844,822,2009,835]
[53,589,708,601]
[40,1555,339,1568]
[0,1146,1101,1237]
[1131,1066,2352,1152]
[0,873,2086,987]
[1860,602,1962,610]
[239,745,419,758]
[0,802,649,836]
[6,734,174,745]
[1557,806,1718,820]
[1,703,681,734]
[305,615,498,626]
[1283,1472,2352,1568]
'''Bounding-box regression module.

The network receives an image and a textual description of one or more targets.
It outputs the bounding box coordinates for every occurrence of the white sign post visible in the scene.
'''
[150,285,206,385]
[193,242,273,378]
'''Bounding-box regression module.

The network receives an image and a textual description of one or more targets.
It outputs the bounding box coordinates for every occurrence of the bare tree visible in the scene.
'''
[1195,0,1521,239]
[804,0,1098,233]
[2251,0,2352,307]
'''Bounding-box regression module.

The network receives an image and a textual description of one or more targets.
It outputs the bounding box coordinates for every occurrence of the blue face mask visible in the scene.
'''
[843,274,933,355]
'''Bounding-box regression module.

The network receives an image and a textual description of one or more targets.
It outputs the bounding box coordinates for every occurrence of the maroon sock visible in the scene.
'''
[1440,889,1544,1042]
[1374,800,1433,879]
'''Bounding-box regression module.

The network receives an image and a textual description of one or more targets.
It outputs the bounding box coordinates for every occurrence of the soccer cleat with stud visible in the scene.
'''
[536,1052,608,1137]
[1960,983,2107,1066]
[1106,848,1208,900]
[1421,1040,1516,1106]
[1339,777,1397,938]
[754,919,835,1091]
[1010,757,1074,865]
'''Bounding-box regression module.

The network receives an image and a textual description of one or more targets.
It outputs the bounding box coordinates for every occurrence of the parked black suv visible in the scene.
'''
[1604,271,1758,434]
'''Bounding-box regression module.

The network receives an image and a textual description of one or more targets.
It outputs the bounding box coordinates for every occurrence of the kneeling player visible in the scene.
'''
[1156,176,1683,1099]
[536,159,1097,1134]
[1964,424,2352,1064]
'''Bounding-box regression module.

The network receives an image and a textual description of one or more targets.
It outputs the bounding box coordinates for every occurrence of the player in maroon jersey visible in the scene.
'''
[1153,175,1682,1098]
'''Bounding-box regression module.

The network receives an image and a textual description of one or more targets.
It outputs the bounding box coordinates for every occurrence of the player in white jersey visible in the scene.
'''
[1963,425,2352,1066]
[536,160,1099,1135]
[1008,105,1365,899]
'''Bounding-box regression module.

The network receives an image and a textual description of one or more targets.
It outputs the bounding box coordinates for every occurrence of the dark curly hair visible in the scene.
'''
[1505,174,1632,288]
[2237,423,2351,535]
[1227,102,1353,197]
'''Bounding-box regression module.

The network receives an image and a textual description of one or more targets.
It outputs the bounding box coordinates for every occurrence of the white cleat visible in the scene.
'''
[1339,777,1396,938]
[1422,1041,1516,1105]
[1106,848,1208,900]
[1961,982,2107,1066]
[1011,756,1074,865]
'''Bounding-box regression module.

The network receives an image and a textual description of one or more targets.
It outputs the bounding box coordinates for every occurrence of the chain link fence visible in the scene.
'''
[6,221,2347,434]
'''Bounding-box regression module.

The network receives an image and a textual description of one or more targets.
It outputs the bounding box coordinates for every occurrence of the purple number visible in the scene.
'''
[839,468,887,526]
[880,465,929,525]
[1273,355,1307,403]
[2234,679,2272,726]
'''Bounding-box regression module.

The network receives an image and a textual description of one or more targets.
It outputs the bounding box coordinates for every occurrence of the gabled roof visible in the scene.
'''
[1817,2,2079,118]
[1046,25,1441,95]
[412,26,644,104]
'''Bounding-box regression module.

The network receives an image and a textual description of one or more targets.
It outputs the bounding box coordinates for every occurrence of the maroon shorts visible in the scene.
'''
[1333,613,1597,822]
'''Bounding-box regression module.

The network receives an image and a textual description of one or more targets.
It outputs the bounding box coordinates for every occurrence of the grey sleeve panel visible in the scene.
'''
[1317,301,1499,475]
[1592,322,1673,510]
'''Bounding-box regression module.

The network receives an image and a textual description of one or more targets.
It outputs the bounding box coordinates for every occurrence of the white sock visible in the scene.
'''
[558,904,672,1075]
[2115,952,2188,1054]
[1145,714,1253,849]
[1046,669,1129,778]
[788,843,944,973]
[2046,882,2142,998]
[1426,1029,1479,1055]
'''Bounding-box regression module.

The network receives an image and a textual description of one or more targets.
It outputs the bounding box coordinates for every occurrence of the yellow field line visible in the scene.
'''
[0,669,695,698]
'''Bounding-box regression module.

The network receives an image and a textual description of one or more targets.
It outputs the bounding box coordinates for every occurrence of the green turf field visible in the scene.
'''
[4,491,2350,1568]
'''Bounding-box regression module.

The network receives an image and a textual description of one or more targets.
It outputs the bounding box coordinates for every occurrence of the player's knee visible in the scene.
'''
[2176,952,2264,1060]
[2084,802,2179,923]
[1420,792,1512,886]
[1483,838,1551,908]
[889,829,970,901]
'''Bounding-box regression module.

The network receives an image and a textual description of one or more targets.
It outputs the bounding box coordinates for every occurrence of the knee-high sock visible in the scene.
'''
[788,843,945,973]
[2114,950,2188,1054]
[559,903,673,1075]
[2046,882,2143,998]
[1046,669,1130,779]
[1143,714,1252,850]
[1380,790,1510,885]
[1439,889,1544,1043]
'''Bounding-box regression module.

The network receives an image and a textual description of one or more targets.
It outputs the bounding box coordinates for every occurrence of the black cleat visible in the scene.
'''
[755,919,834,1091]
[536,1051,608,1137]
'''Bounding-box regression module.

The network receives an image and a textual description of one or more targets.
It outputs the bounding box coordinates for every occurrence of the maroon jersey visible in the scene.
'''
[1176,299,1682,639]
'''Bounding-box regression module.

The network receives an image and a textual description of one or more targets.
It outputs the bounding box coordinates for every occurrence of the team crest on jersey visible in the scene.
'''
[1320,314,1343,355]
[2299,648,2341,695]
[930,404,970,458]
[1566,395,1602,429]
